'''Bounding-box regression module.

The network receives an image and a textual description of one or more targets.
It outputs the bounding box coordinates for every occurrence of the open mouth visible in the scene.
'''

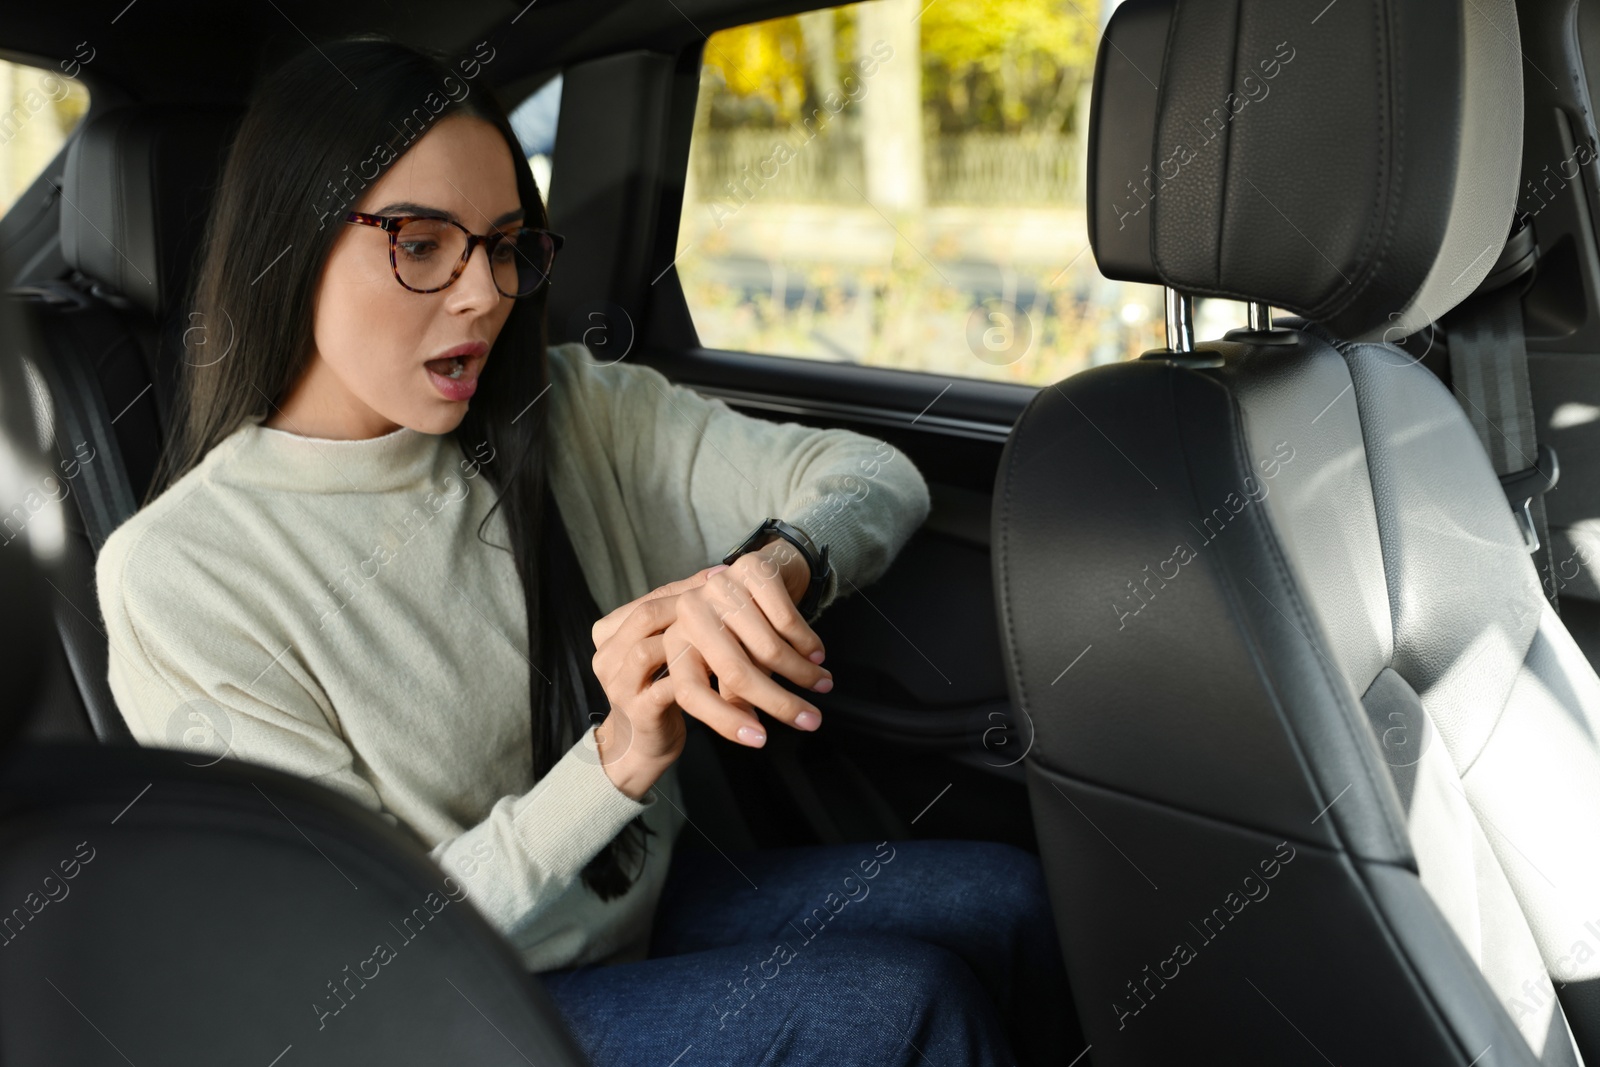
[423,345,486,401]
[426,354,469,380]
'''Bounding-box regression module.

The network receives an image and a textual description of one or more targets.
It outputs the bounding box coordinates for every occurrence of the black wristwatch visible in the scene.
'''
[722,517,832,619]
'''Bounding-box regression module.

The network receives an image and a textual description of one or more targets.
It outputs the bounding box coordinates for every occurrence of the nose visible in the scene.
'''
[446,237,503,310]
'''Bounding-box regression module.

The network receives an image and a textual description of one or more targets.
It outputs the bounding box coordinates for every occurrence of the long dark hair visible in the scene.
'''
[147,35,653,900]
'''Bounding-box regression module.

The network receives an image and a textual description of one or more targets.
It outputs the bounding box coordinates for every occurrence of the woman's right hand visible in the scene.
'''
[588,565,727,800]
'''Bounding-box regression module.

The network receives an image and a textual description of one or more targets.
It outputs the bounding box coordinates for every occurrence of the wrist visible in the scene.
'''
[723,518,827,615]
[594,710,670,801]
[756,538,811,604]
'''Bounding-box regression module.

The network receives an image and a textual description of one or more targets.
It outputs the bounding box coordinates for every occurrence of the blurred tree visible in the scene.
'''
[859,0,924,211]
[701,14,810,127]
[798,8,841,108]
[921,0,1100,133]
[701,0,1100,136]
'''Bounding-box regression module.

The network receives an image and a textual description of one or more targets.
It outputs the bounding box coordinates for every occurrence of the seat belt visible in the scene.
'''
[9,278,141,557]
[1444,222,1559,610]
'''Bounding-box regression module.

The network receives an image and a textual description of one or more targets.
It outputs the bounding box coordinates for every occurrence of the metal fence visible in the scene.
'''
[692,128,1081,206]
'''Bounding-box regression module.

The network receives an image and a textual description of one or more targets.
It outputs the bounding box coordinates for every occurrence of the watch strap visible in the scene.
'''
[722,517,831,618]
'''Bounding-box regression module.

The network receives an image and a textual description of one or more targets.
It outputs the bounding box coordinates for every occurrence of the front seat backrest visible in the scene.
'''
[995,0,1600,1064]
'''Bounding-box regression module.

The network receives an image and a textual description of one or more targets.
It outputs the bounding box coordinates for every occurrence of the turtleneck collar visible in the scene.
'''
[211,412,450,494]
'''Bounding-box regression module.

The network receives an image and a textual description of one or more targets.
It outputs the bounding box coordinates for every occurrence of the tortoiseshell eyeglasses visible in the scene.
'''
[344,212,564,298]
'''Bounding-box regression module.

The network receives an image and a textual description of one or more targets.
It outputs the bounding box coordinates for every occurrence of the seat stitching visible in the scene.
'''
[1337,338,1541,779]
[1204,346,1410,860]
[994,382,1038,741]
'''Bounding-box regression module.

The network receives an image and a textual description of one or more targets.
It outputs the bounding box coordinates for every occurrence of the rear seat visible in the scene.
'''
[8,104,240,744]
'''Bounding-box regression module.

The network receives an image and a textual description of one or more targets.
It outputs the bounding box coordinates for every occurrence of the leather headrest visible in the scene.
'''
[1087,0,1524,341]
[60,105,241,318]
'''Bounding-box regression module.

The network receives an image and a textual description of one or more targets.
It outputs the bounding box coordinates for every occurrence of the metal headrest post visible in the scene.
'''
[1165,288,1195,353]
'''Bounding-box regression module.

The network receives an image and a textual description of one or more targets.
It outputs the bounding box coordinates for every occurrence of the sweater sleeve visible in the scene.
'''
[96,533,657,941]
[556,342,933,621]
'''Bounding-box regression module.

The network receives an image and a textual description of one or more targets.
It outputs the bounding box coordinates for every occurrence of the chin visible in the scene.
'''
[378,400,463,437]
[407,409,466,437]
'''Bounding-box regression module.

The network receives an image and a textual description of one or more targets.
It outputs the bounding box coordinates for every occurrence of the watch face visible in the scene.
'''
[725,520,830,585]
[725,520,778,563]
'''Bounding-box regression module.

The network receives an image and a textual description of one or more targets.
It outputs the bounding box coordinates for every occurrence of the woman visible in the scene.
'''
[94,35,1073,1066]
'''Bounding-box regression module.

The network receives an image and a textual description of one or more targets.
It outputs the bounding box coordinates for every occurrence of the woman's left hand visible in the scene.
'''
[658,539,834,748]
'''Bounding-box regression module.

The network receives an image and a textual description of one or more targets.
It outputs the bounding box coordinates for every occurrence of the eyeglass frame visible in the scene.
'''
[343,211,565,298]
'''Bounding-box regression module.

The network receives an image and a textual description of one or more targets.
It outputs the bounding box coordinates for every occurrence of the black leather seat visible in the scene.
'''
[11,104,241,744]
[994,0,1599,1063]
[0,282,592,1064]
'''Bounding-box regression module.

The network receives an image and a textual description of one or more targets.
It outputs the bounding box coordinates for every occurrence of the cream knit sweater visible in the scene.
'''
[94,341,932,973]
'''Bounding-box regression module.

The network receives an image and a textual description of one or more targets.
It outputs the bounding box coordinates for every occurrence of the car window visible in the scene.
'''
[0,52,92,217]
[673,0,1247,386]
[510,73,561,205]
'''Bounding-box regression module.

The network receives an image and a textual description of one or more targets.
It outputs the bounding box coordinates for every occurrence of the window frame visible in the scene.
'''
[635,31,1039,445]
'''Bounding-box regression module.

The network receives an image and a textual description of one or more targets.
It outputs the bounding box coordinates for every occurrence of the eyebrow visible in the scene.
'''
[372,201,525,227]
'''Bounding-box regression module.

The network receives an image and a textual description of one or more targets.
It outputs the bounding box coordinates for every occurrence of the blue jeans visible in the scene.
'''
[538,839,1076,1066]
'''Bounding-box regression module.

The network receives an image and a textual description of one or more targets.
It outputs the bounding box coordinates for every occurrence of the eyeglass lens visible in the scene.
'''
[393,219,555,296]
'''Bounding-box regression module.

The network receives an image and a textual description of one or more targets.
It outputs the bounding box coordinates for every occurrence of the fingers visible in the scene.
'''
[592,558,834,751]
[592,591,669,652]
[679,591,823,734]
[591,596,680,681]
[663,627,769,746]
[722,570,831,691]
[741,542,826,663]
[594,633,667,715]
[644,563,730,603]
[591,563,727,649]
[620,633,672,697]
[593,634,681,768]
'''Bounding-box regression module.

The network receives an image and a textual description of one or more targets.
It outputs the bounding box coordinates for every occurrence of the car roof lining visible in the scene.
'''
[0,0,831,105]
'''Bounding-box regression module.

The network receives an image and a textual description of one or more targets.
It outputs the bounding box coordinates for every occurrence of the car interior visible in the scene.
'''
[3,0,1600,1063]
